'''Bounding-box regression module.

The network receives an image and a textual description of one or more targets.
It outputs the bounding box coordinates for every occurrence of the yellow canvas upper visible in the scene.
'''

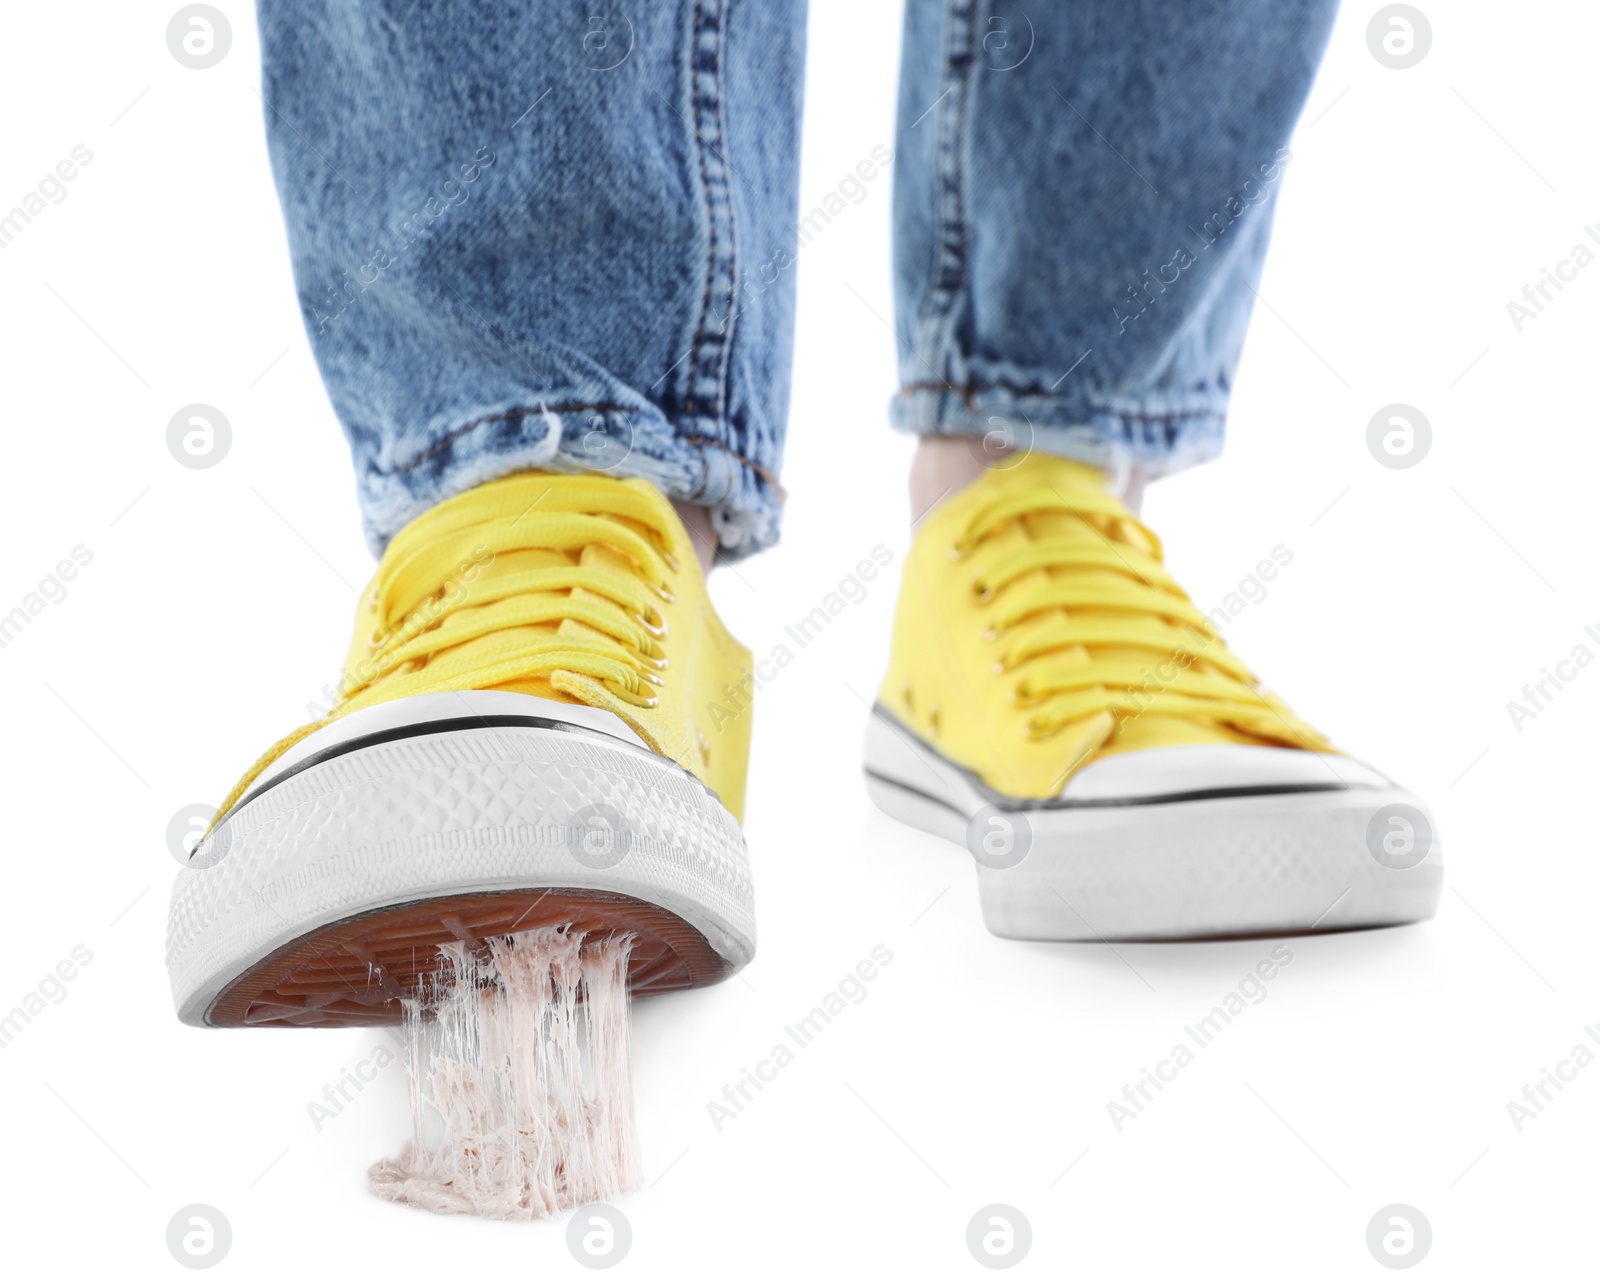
[878,451,1331,800]
[215,471,754,824]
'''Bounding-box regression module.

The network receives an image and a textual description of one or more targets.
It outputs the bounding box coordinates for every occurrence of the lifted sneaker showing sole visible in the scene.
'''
[866,453,1442,941]
[168,472,755,1027]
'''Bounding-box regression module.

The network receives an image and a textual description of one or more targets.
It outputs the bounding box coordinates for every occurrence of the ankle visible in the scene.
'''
[909,436,1008,524]
[671,499,719,575]
[909,438,1149,521]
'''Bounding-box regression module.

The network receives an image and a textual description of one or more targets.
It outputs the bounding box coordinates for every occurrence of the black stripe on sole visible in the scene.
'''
[864,767,1351,813]
[217,713,644,830]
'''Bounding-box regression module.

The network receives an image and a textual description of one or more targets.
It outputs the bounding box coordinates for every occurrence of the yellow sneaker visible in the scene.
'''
[168,472,756,1026]
[866,452,1442,939]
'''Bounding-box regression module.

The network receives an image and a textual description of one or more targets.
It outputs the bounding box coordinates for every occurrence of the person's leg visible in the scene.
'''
[872,1,1444,941]
[259,0,805,565]
[170,3,809,1147]
[894,0,1338,506]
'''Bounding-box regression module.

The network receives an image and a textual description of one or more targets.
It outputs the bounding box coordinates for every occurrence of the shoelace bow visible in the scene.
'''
[210,476,678,825]
[953,484,1324,748]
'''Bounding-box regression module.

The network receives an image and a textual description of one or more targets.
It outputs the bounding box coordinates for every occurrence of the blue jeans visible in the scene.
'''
[259,1,1337,558]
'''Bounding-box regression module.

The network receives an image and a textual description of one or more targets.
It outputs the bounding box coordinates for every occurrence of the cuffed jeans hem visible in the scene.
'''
[356,400,783,562]
[890,381,1227,488]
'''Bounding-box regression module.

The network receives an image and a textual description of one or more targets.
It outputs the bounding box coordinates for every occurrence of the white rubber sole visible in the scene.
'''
[863,708,1443,941]
[167,692,754,1026]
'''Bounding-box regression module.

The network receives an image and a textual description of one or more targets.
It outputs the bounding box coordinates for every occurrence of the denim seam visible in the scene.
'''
[889,404,1227,480]
[710,2,740,430]
[684,0,738,432]
[913,0,978,383]
[681,435,786,499]
[380,403,640,476]
[374,400,785,502]
[380,400,636,473]
[897,381,1225,428]
[685,0,717,420]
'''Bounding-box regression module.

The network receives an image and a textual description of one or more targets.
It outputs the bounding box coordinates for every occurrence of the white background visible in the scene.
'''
[1,1,1595,1270]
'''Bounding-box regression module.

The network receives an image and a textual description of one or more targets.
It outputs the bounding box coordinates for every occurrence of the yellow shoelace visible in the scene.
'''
[211,474,679,824]
[955,482,1326,751]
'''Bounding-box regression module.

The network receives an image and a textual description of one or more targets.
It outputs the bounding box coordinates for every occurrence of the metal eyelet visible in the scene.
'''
[605,680,659,709]
[634,604,669,638]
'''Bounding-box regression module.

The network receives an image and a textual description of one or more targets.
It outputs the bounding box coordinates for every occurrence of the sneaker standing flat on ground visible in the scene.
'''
[865,453,1443,940]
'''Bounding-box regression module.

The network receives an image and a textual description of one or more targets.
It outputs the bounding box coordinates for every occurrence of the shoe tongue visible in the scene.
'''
[985,452,1159,553]
[555,543,637,642]
[483,543,570,578]
[984,458,1252,757]
[470,510,646,592]
[388,524,645,702]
